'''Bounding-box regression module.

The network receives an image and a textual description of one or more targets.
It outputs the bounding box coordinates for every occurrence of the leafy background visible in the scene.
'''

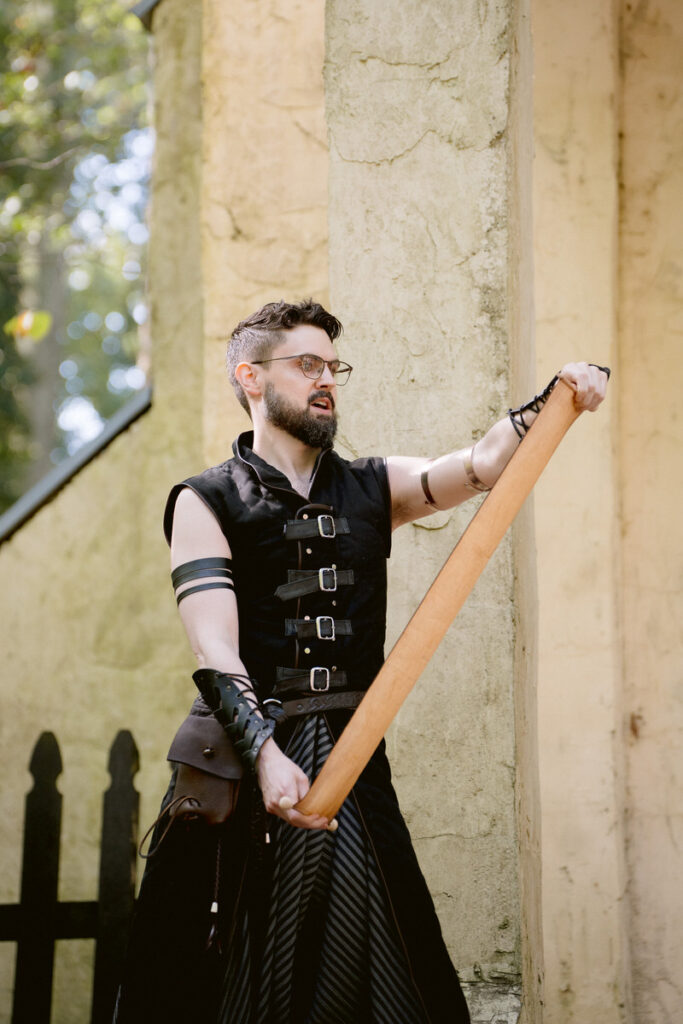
[0,0,151,513]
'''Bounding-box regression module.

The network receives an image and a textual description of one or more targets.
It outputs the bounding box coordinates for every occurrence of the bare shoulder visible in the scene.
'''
[171,486,231,561]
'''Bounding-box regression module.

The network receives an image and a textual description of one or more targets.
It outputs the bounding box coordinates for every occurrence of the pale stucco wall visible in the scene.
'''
[532,0,630,1021]
[619,0,683,1019]
[325,1,540,1019]
[533,0,683,1021]
[200,0,329,466]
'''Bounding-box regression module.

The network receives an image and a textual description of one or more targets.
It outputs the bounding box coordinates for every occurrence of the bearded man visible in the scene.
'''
[115,299,608,1024]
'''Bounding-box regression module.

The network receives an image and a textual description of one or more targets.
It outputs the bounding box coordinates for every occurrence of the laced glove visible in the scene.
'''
[508,374,559,440]
[193,669,276,772]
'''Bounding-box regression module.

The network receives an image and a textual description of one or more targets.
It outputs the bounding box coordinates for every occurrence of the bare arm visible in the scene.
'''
[170,487,331,830]
[388,361,609,529]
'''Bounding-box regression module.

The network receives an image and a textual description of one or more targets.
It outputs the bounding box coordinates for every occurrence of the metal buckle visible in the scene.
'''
[318,514,336,538]
[318,567,337,592]
[310,667,330,692]
[316,615,335,640]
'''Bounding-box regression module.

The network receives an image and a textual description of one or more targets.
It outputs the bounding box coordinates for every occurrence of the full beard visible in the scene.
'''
[264,383,338,449]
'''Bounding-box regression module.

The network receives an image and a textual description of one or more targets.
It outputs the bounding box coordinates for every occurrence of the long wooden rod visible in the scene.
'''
[297,380,582,820]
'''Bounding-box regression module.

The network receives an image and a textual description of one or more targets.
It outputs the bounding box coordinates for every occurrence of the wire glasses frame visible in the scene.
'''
[251,353,353,385]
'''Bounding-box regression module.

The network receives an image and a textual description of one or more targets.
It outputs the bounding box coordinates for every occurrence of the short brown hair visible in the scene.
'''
[226,299,343,414]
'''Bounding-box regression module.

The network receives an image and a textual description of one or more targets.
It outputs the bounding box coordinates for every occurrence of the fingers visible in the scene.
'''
[277,795,337,831]
[559,361,609,412]
[257,746,337,831]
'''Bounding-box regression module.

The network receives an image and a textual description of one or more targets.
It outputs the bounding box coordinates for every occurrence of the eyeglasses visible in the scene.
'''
[251,353,353,385]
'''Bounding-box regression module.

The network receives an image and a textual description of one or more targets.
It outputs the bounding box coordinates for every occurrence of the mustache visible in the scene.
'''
[308,390,336,411]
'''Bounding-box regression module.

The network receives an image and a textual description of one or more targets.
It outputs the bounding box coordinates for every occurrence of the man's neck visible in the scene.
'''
[251,421,321,496]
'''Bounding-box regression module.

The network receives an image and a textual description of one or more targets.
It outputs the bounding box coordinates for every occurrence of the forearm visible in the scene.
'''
[472,414,525,488]
[192,637,247,679]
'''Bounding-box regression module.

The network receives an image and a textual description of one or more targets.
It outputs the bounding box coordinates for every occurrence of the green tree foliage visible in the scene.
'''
[0,0,151,512]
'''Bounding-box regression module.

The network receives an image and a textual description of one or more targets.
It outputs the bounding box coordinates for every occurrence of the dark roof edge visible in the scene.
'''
[0,387,153,545]
[131,0,163,31]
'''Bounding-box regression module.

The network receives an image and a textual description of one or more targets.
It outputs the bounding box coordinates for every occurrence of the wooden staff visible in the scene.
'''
[296,379,582,820]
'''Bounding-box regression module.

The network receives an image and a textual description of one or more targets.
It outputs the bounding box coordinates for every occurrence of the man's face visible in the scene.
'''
[259,325,339,448]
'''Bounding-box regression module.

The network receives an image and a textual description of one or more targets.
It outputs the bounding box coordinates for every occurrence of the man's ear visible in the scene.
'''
[235,361,262,402]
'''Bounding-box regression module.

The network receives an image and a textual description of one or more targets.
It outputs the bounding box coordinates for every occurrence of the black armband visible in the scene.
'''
[193,669,275,772]
[172,557,234,605]
[508,374,559,441]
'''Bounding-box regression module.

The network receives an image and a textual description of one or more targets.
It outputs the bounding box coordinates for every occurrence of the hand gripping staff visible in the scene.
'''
[296,378,583,821]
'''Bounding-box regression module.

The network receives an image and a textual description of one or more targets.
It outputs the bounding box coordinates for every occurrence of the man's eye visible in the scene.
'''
[300,356,319,373]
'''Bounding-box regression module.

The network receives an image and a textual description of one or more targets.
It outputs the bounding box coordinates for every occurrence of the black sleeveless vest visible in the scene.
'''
[164,432,392,699]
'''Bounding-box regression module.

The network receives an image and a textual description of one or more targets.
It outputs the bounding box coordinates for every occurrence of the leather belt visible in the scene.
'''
[275,567,354,601]
[274,666,348,695]
[285,616,352,640]
[284,514,350,540]
[272,691,364,722]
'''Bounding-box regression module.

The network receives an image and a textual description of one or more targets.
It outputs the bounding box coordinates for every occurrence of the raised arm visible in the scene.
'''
[388,361,609,529]
[170,487,331,830]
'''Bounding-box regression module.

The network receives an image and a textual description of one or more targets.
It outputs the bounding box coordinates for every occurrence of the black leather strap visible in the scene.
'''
[275,567,354,601]
[274,691,364,721]
[176,581,234,606]
[172,557,233,588]
[420,465,439,509]
[284,617,352,640]
[463,446,490,493]
[284,515,350,540]
[273,666,349,696]
[508,374,559,440]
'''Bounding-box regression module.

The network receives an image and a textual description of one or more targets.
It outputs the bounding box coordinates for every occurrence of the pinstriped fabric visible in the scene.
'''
[220,713,427,1024]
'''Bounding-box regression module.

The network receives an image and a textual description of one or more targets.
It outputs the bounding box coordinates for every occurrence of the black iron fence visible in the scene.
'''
[0,730,139,1023]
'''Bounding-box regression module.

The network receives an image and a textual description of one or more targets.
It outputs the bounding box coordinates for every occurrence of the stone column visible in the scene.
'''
[619,1,683,1019]
[325,1,541,1019]
[532,0,630,1020]
[200,0,329,465]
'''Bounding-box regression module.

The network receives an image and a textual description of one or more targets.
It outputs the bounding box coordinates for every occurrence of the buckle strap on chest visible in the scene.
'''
[275,567,354,601]
[285,617,352,640]
[284,515,350,540]
[274,666,349,695]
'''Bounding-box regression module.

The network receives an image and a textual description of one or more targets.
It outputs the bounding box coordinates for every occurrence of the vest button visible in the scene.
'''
[302,514,309,520]
[304,647,311,654]
[306,547,312,555]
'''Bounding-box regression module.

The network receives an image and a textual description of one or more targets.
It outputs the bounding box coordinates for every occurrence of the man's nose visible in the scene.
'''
[317,362,335,386]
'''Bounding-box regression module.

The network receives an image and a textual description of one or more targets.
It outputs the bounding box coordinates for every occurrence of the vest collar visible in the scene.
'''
[233,431,332,496]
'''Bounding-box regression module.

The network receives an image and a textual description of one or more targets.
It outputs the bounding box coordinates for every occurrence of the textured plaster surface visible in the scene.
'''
[619,0,683,1019]
[0,2,205,1019]
[532,0,630,1021]
[200,0,328,467]
[326,0,539,1016]
[0,0,330,1019]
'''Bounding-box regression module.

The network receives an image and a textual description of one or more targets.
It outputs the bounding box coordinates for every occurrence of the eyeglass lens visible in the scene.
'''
[301,355,352,383]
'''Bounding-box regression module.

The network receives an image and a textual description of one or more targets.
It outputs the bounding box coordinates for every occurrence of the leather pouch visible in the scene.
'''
[166,710,244,826]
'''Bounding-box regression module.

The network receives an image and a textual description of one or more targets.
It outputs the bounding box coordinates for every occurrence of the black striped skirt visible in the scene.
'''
[220,713,429,1024]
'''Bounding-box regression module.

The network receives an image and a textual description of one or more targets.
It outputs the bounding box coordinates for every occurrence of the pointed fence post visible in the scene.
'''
[12,732,62,1024]
[90,730,140,1024]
